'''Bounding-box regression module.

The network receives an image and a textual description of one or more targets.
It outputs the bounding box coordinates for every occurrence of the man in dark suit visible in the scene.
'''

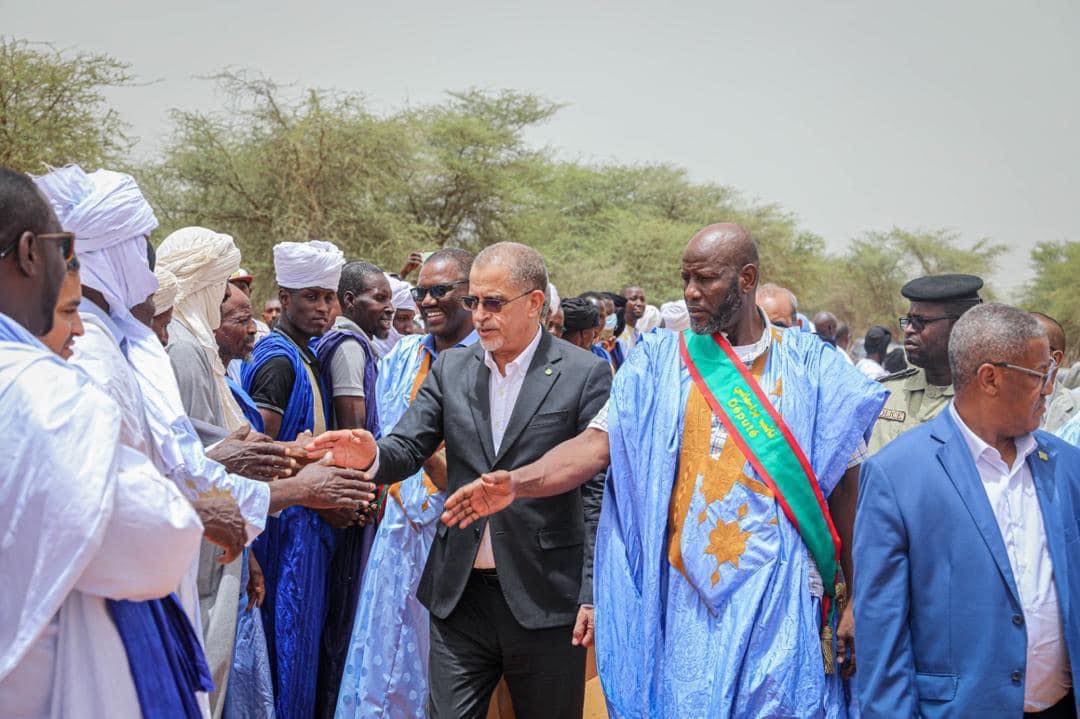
[855,303,1080,718]
[311,242,611,718]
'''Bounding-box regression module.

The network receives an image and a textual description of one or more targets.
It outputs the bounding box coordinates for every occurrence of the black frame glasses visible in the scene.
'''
[0,231,76,262]
[411,280,467,303]
[460,290,533,313]
[989,358,1058,393]
[898,314,960,332]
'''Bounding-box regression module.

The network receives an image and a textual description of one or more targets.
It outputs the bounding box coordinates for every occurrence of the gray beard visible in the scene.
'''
[689,284,744,335]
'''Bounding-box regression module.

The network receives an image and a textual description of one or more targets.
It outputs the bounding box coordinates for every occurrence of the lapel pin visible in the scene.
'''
[544,367,553,376]
[1038,450,1049,462]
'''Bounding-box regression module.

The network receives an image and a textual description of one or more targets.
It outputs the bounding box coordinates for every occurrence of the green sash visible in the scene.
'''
[680,329,843,612]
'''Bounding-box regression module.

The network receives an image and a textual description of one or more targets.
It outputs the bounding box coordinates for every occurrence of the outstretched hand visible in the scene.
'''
[305,429,377,470]
[441,470,516,528]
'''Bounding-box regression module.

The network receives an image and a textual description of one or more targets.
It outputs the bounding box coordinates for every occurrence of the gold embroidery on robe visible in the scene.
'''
[669,348,772,581]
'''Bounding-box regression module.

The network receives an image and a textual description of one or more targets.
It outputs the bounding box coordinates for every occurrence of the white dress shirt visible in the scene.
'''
[473,326,544,569]
[948,403,1072,711]
[855,357,887,380]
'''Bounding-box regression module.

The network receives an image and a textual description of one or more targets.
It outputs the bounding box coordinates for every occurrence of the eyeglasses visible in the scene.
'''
[460,290,533,313]
[0,231,76,262]
[990,358,1058,393]
[898,314,960,332]
[411,280,467,303]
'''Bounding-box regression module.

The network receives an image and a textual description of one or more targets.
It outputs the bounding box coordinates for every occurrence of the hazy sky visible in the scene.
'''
[7,0,1078,298]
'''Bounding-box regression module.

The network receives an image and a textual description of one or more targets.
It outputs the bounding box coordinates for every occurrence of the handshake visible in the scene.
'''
[197,427,380,563]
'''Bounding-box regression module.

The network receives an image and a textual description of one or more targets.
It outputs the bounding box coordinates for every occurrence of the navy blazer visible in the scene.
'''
[854,408,1080,718]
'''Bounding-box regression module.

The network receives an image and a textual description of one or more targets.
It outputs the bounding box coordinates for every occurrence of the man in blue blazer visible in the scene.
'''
[855,303,1080,718]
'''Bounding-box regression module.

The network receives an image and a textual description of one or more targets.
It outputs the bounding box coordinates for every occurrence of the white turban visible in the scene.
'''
[152,268,180,315]
[34,165,192,475]
[33,164,159,313]
[638,303,661,333]
[157,227,246,431]
[387,274,417,312]
[546,283,561,312]
[661,300,690,332]
[273,240,345,291]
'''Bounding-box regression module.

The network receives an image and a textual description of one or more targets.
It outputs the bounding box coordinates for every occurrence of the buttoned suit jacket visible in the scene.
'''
[373,329,612,629]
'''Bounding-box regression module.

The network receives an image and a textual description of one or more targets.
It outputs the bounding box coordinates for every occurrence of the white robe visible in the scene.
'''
[71,306,270,626]
[0,336,203,719]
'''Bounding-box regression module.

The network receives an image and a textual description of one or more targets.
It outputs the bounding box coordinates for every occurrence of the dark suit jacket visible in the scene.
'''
[855,409,1080,719]
[374,329,612,629]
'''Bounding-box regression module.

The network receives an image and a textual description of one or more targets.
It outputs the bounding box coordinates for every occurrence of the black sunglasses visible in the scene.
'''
[460,290,533,313]
[411,280,467,303]
[898,314,960,332]
[0,231,76,262]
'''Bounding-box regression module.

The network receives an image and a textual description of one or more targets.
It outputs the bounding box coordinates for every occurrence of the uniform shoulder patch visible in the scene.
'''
[879,408,907,422]
[878,367,919,383]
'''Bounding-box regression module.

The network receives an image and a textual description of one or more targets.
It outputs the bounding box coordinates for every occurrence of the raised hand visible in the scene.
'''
[295,455,377,510]
[400,250,424,278]
[206,426,301,480]
[305,429,377,470]
[440,470,516,529]
[193,496,247,564]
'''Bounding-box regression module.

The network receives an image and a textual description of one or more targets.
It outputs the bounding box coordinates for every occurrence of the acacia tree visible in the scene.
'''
[0,38,135,173]
[1022,240,1080,363]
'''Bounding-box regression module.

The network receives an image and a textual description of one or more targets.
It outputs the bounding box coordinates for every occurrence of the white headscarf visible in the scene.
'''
[157,227,246,431]
[152,268,180,315]
[638,303,661,333]
[660,300,690,332]
[34,165,190,475]
[546,283,560,315]
[273,240,345,291]
[388,274,417,312]
[33,165,159,313]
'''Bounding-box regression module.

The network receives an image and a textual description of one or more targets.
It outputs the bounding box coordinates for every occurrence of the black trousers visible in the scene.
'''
[427,570,586,719]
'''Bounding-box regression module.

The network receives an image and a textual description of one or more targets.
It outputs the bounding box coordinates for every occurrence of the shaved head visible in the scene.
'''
[681,223,761,338]
[684,223,759,274]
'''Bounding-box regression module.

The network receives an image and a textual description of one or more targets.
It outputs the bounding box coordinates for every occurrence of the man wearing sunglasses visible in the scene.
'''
[309,242,611,719]
[334,247,480,719]
[0,169,209,715]
[868,273,983,455]
[856,303,1080,718]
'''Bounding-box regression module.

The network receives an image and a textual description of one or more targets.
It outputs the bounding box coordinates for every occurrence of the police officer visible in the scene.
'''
[867,274,983,455]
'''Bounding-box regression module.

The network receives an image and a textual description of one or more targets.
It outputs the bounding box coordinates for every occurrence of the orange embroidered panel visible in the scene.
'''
[667,348,773,584]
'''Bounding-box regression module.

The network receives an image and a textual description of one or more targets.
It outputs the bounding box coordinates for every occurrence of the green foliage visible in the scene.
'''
[0,38,135,173]
[1022,240,1080,362]
[817,228,1006,337]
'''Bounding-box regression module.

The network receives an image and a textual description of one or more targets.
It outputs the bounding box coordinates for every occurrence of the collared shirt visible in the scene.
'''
[474,325,544,569]
[948,403,1071,711]
[420,328,480,360]
[868,367,954,455]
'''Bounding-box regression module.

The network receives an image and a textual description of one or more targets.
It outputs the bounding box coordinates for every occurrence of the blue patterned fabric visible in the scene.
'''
[595,329,887,718]
[107,594,214,719]
[1056,408,1080,446]
[313,327,383,719]
[335,331,478,719]
[224,550,276,719]
[242,331,335,719]
[226,376,265,433]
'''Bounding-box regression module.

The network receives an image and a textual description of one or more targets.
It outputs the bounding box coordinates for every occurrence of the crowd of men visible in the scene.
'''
[1,162,1079,719]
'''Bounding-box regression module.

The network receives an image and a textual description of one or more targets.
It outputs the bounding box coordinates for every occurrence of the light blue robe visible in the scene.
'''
[595,330,887,718]
[335,331,478,719]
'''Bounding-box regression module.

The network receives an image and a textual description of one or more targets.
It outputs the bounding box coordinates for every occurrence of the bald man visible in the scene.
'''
[757,282,798,328]
[441,223,888,717]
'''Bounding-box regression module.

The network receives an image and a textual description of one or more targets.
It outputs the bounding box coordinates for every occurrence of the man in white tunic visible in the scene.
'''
[0,166,205,717]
